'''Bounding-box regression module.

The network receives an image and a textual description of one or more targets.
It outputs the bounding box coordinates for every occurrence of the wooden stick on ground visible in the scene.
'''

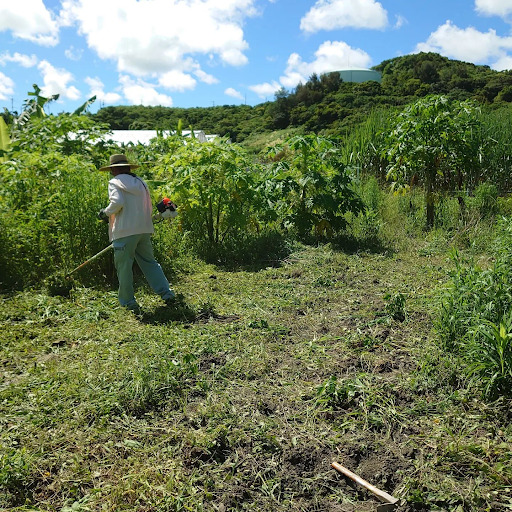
[331,461,399,507]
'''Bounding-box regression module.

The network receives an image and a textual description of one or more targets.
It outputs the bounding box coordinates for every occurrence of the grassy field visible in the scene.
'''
[1,226,512,511]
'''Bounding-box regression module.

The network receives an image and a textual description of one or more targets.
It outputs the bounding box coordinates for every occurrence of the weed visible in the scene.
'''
[471,315,512,398]
[0,448,32,506]
[43,272,74,297]
[384,292,407,322]
[470,182,499,220]
[196,299,217,320]
[315,375,366,410]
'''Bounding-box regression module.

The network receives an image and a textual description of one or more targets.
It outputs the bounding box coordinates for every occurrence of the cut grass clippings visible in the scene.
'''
[1,240,512,511]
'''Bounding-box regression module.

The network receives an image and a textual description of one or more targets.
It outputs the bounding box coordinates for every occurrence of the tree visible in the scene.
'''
[270,87,292,129]
[8,90,106,159]
[0,116,10,163]
[415,60,440,84]
[384,95,482,228]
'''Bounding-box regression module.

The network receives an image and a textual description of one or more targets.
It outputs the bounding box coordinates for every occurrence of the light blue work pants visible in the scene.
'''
[113,233,174,308]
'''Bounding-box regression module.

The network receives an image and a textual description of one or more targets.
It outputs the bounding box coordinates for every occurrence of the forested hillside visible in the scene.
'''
[91,52,512,143]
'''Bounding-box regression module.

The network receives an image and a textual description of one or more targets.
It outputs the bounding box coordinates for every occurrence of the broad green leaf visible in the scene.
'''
[73,95,96,115]
[0,116,10,162]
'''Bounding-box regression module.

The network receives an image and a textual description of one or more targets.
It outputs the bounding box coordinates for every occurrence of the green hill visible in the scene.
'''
[91,52,512,145]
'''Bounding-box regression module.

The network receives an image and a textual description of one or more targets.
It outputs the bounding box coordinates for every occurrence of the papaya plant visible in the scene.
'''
[384,95,482,228]
[15,84,60,127]
[154,138,263,247]
[266,135,364,239]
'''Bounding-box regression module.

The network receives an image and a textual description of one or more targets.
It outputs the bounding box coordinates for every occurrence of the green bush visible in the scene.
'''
[266,135,365,240]
[153,138,267,250]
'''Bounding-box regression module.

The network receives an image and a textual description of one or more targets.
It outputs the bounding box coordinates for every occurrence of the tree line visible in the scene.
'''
[87,52,512,143]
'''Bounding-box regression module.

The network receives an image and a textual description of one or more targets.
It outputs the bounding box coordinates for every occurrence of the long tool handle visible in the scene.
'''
[331,461,398,505]
[66,244,113,276]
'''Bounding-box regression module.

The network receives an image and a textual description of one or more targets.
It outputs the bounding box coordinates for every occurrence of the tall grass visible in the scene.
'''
[479,107,512,192]
[3,102,512,292]
[341,108,394,180]
[348,175,383,244]
[437,217,512,397]
[0,152,108,288]
[472,314,512,397]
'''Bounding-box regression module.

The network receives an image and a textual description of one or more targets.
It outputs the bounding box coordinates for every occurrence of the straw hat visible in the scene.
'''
[99,154,140,172]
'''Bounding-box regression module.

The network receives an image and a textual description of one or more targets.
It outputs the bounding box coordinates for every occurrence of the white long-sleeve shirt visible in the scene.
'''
[103,173,154,241]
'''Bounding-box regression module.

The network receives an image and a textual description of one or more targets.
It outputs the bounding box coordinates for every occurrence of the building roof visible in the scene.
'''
[104,129,213,145]
[338,69,382,83]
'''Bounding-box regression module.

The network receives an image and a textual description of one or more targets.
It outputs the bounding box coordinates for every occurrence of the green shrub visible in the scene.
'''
[154,138,264,248]
[266,135,365,240]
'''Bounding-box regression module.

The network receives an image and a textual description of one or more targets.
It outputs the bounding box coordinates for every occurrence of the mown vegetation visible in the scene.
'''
[1,53,512,511]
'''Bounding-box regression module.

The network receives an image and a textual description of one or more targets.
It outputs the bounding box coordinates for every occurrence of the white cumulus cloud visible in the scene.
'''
[65,46,83,61]
[394,15,407,29]
[194,69,219,85]
[248,80,281,99]
[300,0,388,33]
[475,0,512,18]
[0,52,38,68]
[225,87,244,99]
[159,70,197,92]
[38,60,81,100]
[493,54,512,69]
[281,41,372,87]
[416,20,512,68]
[119,75,173,106]
[85,77,122,104]
[0,1,59,45]
[250,40,372,97]
[0,72,15,100]
[59,0,255,79]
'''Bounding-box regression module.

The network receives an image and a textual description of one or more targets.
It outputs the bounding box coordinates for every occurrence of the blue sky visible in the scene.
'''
[2,0,512,114]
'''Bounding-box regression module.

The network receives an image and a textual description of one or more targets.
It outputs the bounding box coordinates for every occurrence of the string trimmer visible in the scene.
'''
[66,243,114,277]
[46,197,176,296]
[45,244,113,297]
[67,197,176,274]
